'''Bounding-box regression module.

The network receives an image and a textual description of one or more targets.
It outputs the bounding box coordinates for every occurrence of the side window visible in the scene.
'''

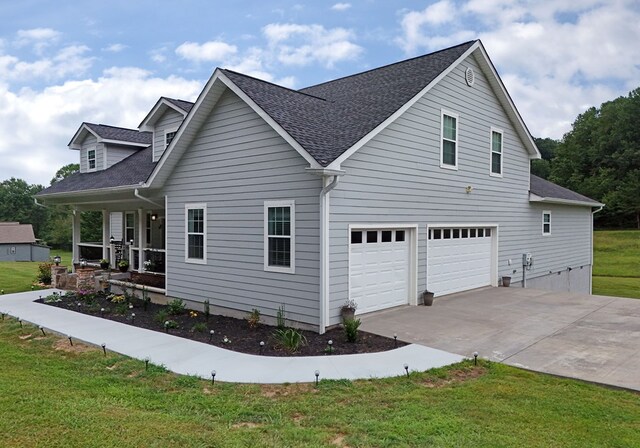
[185,204,206,263]
[490,128,503,176]
[543,211,551,235]
[165,129,178,149]
[264,200,295,273]
[440,110,458,169]
[87,149,96,171]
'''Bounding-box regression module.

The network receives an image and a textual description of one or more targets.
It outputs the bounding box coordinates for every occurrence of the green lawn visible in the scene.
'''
[593,230,640,298]
[0,319,638,448]
[0,251,71,294]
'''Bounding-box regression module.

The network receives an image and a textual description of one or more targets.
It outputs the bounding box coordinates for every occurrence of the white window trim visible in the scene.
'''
[124,212,135,244]
[489,127,503,178]
[264,199,295,274]
[542,211,551,236]
[164,126,179,149]
[439,109,459,170]
[87,148,96,172]
[185,203,207,264]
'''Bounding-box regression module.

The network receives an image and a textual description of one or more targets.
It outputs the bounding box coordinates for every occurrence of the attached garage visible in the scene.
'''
[349,227,416,314]
[427,226,497,296]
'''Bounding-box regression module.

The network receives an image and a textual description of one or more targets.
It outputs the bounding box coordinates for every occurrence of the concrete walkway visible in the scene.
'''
[0,290,464,384]
[360,287,640,391]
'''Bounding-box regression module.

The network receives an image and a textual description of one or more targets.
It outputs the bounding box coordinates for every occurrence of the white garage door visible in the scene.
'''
[427,227,494,296]
[349,228,410,314]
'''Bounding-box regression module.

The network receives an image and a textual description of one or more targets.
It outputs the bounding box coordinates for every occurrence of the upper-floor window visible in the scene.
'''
[185,204,206,264]
[87,149,96,171]
[542,211,551,235]
[264,200,295,274]
[165,129,178,149]
[440,110,458,169]
[490,128,503,176]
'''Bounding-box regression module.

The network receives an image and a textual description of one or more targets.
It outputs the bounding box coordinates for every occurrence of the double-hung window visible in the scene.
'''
[490,128,503,176]
[264,200,295,273]
[165,128,178,149]
[440,110,458,169]
[125,212,135,243]
[87,149,96,171]
[542,211,551,235]
[185,204,206,263]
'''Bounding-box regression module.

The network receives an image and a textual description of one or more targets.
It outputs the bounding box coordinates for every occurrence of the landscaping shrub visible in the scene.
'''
[276,304,286,329]
[36,262,53,285]
[191,323,207,333]
[272,328,307,353]
[154,310,169,325]
[246,308,261,328]
[344,318,361,343]
[167,299,186,315]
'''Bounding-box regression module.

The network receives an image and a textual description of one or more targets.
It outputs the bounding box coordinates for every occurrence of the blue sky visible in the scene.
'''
[1,0,639,185]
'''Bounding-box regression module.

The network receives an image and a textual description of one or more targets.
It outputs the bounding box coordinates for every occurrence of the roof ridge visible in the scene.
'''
[85,122,148,133]
[163,96,194,104]
[300,40,477,91]
[221,69,327,102]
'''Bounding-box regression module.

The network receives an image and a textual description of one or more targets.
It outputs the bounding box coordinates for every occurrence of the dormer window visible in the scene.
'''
[165,130,177,149]
[87,149,96,171]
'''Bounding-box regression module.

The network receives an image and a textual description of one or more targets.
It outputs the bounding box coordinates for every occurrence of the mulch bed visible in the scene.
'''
[36,291,406,357]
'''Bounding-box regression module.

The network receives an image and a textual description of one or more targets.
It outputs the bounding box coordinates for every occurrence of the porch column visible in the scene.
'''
[72,209,81,272]
[138,208,145,273]
[102,209,110,263]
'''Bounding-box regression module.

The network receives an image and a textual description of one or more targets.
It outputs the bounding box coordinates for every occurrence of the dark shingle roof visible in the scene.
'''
[164,97,194,113]
[37,147,156,195]
[84,123,152,145]
[530,175,601,205]
[222,40,475,166]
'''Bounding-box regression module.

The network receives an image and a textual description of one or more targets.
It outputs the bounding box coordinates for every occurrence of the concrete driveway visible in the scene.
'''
[360,287,640,391]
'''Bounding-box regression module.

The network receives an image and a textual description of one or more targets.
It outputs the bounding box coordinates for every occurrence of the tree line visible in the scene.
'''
[533,87,639,228]
[0,164,102,249]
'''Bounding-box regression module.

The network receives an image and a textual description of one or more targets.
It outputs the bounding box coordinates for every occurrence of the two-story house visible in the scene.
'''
[37,40,602,333]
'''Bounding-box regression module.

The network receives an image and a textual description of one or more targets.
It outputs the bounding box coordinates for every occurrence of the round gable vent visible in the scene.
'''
[465,67,475,87]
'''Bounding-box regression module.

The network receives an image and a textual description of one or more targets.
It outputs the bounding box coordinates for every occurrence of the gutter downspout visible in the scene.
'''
[590,205,604,294]
[318,174,341,334]
[34,197,48,208]
[134,188,163,208]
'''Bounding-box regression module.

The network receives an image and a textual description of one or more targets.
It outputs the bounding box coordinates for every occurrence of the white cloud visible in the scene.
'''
[263,23,362,68]
[176,40,238,62]
[103,43,127,53]
[395,0,640,139]
[0,68,202,185]
[0,44,93,82]
[15,27,62,55]
[331,3,351,11]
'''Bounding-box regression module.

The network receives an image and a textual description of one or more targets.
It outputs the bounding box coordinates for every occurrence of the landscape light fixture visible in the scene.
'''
[315,370,320,386]
[144,357,150,371]
[131,313,136,325]
[68,335,73,346]
[404,363,409,377]
[31,285,34,290]
[100,308,105,317]
[209,329,215,342]
[259,340,265,355]
[53,255,61,266]
[211,370,216,385]
[39,326,46,336]
[1,289,4,294]
[393,333,398,348]
[18,318,23,328]
[164,321,170,333]
[473,351,479,366]
[101,343,107,356]
[328,339,333,354]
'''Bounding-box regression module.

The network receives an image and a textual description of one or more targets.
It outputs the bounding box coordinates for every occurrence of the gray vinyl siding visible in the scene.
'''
[327,54,594,325]
[110,212,123,239]
[163,89,322,326]
[105,145,138,168]
[0,243,49,262]
[153,109,184,162]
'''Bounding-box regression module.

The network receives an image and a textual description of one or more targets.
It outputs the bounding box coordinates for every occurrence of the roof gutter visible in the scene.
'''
[589,204,604,294]
[33,197,48,208]
[134,188,163,208]
[312,168,345,334]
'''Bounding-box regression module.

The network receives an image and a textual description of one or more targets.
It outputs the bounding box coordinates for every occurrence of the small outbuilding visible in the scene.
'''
[0,222,50,262]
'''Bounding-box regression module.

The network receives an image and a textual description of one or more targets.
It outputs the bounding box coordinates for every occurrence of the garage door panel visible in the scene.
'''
[427,227,494,297]
[349,229,410,314]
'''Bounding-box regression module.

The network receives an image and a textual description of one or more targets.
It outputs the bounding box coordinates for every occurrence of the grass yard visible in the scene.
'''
[593,230,640,299]
[0,251,71,294]
[0,319,638,448]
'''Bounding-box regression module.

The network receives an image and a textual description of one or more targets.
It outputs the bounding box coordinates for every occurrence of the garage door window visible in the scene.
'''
[429,227,493,239]
[351,231,362,244]
[367,231,378,243]
[396,230,405,241]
